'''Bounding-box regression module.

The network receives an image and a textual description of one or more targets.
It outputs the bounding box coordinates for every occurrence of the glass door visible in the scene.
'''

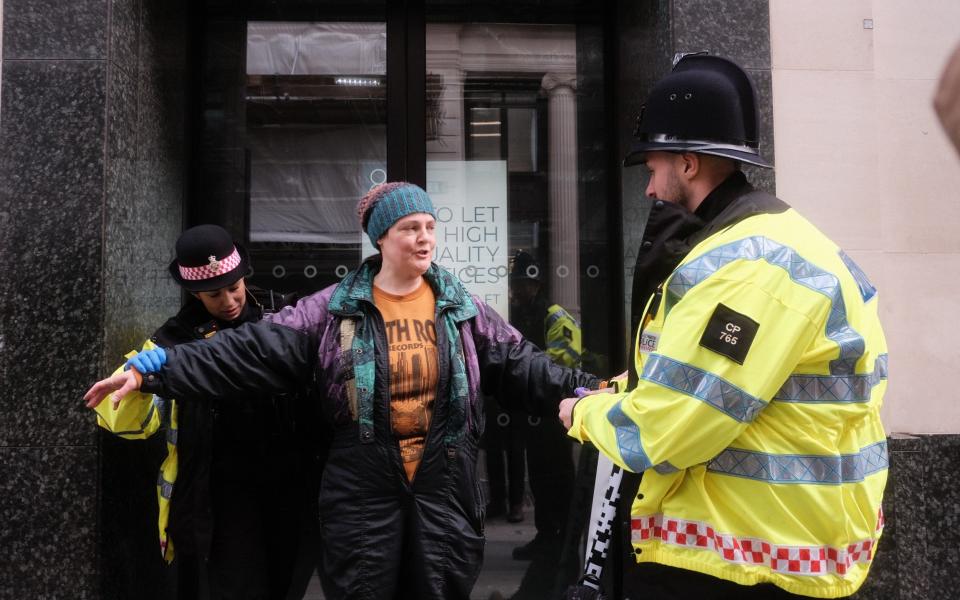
[245,21,387,293]
[194,5,388,296]
[191,3,621,597]
[423,6,616,598]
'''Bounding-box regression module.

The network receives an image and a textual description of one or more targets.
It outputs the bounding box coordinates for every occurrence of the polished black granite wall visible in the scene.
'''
[0,0,185,597]
[617,0,774,195]
[854,435,960,600]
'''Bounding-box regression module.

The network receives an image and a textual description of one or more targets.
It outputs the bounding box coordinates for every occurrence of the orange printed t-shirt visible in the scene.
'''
[373,280,439,481]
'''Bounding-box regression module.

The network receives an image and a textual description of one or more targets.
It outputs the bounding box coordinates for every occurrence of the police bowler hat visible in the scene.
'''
[168,224,252,292]
[625,54,772,169]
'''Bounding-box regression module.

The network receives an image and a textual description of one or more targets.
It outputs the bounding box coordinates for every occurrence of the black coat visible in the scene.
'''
[151,288,298,559]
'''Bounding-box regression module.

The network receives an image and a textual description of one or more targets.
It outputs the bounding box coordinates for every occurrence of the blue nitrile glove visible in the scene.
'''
[124,348,167,373]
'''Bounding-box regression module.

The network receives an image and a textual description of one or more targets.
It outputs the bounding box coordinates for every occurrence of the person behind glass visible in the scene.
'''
[91,224,302,600]
[483,389,527,523]
[503,251,584,600]
[505,251,579,565]
[85,182,600,600]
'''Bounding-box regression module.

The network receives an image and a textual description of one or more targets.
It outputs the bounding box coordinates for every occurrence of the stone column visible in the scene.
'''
[541,72,580,320]
[425,24,466,161]
[0,0,186,597]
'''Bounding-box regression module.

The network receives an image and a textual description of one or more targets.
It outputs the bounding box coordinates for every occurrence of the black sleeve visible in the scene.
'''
[140,321,316,403]
[470,299,600,416]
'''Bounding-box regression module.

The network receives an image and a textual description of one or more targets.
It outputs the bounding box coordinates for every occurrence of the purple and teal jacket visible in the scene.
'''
[141,257,599,600]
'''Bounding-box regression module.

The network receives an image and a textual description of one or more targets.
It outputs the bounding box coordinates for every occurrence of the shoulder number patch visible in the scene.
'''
[698,303,759,365]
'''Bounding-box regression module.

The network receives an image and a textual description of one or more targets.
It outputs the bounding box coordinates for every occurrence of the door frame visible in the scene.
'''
[185,0,625,373]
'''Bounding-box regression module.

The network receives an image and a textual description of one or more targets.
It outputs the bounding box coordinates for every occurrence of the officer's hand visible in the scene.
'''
[559,388,607,430]
[609,370,628,388]
[935,42,960,157]
[125,348,167,373]
[559,396,579,430]
[84,370,142,410]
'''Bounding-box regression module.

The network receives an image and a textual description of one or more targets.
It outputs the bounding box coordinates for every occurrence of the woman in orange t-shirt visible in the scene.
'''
[86,182,600,599]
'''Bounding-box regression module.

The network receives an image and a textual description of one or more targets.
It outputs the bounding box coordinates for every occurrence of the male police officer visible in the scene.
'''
[560,55,888,599]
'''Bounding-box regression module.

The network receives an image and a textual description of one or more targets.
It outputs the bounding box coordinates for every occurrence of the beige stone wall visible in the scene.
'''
[770,1,960,433]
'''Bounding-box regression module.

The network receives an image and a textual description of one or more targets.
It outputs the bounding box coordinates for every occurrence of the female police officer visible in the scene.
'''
[93,225,302,599]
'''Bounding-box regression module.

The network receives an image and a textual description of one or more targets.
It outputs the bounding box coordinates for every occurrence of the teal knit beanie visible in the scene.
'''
[357,182,437,248]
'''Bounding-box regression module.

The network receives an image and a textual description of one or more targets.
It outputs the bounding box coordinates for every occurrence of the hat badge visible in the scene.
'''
[207,255,221,273]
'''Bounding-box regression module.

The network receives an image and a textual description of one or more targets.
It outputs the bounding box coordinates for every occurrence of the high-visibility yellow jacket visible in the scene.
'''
[95,288,295,565]
[545,304,582,369]
[569,207,888,598]
[95,338,179,563]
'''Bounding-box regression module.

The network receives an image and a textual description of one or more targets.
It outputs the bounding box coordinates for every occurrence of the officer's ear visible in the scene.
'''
[679,152,701,180]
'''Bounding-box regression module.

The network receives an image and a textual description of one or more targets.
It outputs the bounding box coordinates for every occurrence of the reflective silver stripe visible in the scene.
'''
[545,311,564,329]
[546,308,579,330]
[111,400,158,437]
[838,250,877,303]
[607,401,682,474]
[653,461,679,475]
[666,236,865,375]
[707,441,888,484]
[646,134,761,157]
[607,401,653,472]
[166,427,178,446]
[157,473,175,499]
[155,396,171,425]
[641,354,766,423]
[775,354,888,404]
[139,401,158,430]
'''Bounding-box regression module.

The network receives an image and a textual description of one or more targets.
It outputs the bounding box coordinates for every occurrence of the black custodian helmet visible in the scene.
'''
[625,54,772,169]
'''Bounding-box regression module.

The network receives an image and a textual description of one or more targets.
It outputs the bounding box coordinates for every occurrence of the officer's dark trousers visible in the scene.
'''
[485,407,527,513]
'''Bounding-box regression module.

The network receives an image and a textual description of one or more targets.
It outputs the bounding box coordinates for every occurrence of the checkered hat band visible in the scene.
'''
[632,512,883,577]
[178,247,242,281]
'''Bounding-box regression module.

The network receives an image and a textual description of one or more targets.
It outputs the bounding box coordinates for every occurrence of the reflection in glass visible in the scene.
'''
[426,24,581,321]
[245,22,386,291]
[468,107,503,160]
[507,108,538,173]
[426,19,608,600]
